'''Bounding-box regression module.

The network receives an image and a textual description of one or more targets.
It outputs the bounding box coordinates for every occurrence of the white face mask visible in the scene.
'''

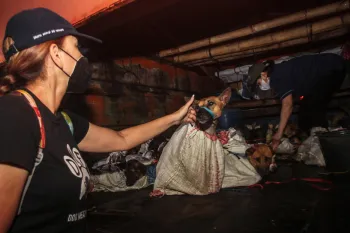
[260,78,271,90]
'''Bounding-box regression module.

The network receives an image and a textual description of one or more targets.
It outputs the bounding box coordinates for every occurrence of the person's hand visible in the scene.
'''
[172,95,196,125]
[271,132,282,151]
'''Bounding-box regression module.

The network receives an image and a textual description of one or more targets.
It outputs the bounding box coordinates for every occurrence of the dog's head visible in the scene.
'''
[185,87,231,130]
[125,160,147,186]
[246,144,275,176]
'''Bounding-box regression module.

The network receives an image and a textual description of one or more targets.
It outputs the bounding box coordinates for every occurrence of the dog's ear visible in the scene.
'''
[218,87,232,106]
[184,96,199,105]
[245,147,256,157]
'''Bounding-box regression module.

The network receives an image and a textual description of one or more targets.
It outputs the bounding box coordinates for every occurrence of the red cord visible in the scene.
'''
[249,178,332,191]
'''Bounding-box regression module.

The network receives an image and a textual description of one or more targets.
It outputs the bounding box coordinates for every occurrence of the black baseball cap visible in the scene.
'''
[3,7,102,61]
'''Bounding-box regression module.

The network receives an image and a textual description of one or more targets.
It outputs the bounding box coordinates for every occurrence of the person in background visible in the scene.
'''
[250,53,346,150]
[0,8,196,233]
[247,61,276,100]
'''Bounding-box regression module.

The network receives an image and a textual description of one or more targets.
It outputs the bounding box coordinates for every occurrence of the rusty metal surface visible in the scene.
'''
[62,58,224,128]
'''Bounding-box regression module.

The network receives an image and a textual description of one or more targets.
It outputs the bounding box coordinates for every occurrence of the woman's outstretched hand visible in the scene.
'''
[172,95,197,125]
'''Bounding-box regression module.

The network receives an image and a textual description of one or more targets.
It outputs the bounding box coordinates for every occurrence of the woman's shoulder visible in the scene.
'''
[0,94,41,173]
[0,94,39,127]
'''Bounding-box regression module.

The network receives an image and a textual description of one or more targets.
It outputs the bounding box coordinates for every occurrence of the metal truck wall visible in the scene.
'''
[62,57,224,129]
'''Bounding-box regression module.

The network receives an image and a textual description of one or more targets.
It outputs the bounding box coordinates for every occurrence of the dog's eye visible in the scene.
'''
[208,101,215,106]
[255,157,261,163]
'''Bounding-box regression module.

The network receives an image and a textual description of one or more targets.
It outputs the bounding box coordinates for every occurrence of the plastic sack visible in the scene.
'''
[222,128,249,154]
[153,124,225,196]
[275,138,295,154]
[296,127,328,166]
[92,151,127,172]
[91,171,148,192]
[125,154,154,166]
[138,139,152,154]
[222,153,261,188]
[228,127,246,142]
[216,127,261,188]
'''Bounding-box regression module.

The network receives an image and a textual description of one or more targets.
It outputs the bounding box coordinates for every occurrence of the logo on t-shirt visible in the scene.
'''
[63,144,90,200]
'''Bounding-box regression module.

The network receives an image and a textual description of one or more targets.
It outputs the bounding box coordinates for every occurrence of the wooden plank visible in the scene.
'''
[227,90,350,109]
[234,96,350,119]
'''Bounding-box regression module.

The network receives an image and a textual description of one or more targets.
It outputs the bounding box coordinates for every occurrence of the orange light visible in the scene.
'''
[300,96,304,100]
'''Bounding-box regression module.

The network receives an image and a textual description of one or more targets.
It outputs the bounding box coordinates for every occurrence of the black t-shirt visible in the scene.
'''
[0,89,90,233]
[270,53,345,100]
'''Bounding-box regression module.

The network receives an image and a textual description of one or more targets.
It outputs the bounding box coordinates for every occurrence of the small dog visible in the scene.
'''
[125,160,147,186]
[186,87,232,133]
[245,144,275,176]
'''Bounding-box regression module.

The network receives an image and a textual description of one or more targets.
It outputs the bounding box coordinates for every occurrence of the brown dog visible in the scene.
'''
[185,87,232,134]
[246,144,275,176]
[152,88,232,196]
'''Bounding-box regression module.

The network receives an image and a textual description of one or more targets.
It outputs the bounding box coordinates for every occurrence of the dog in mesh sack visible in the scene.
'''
[151,88,232,196]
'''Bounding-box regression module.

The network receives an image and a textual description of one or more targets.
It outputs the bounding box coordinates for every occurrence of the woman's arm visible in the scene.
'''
[78,96,196,152]
[0,164,28,233]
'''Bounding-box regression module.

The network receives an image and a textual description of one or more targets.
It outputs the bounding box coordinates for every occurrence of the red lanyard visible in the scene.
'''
[16,90,46,149]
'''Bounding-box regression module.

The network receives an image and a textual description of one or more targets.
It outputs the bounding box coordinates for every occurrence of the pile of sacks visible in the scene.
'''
[242,120,345,167]
[91,135,169,192]
[91,125,265,194]
[151,124,263,196]
[90,119,344,194]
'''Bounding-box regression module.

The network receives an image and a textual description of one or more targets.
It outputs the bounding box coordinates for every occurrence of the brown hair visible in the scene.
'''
[0,37,64,95]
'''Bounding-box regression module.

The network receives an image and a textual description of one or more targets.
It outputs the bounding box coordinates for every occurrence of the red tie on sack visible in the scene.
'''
[217,131,229,145]
[249,178,332,191]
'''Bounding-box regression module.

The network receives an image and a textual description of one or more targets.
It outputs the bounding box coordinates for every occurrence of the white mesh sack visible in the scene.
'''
[153,124,225,195]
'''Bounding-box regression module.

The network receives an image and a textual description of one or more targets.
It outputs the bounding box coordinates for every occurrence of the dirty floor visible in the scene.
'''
[87,162,350,233]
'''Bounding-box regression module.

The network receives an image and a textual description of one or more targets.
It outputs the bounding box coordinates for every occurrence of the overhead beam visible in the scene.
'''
[171,13,350,64]
[158,0,350,58]
[187,28,349,66]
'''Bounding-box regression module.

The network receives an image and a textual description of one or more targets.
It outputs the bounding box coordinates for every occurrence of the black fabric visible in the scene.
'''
[0,89,91,233]
[270,54,346,100]
[298,70,345,133]
[318,130,350,173]
[4,8,101,61]
[63,55,92,94]
[0,94,40,172]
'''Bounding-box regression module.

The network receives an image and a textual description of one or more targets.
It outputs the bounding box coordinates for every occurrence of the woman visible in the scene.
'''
[0,8,196,233]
